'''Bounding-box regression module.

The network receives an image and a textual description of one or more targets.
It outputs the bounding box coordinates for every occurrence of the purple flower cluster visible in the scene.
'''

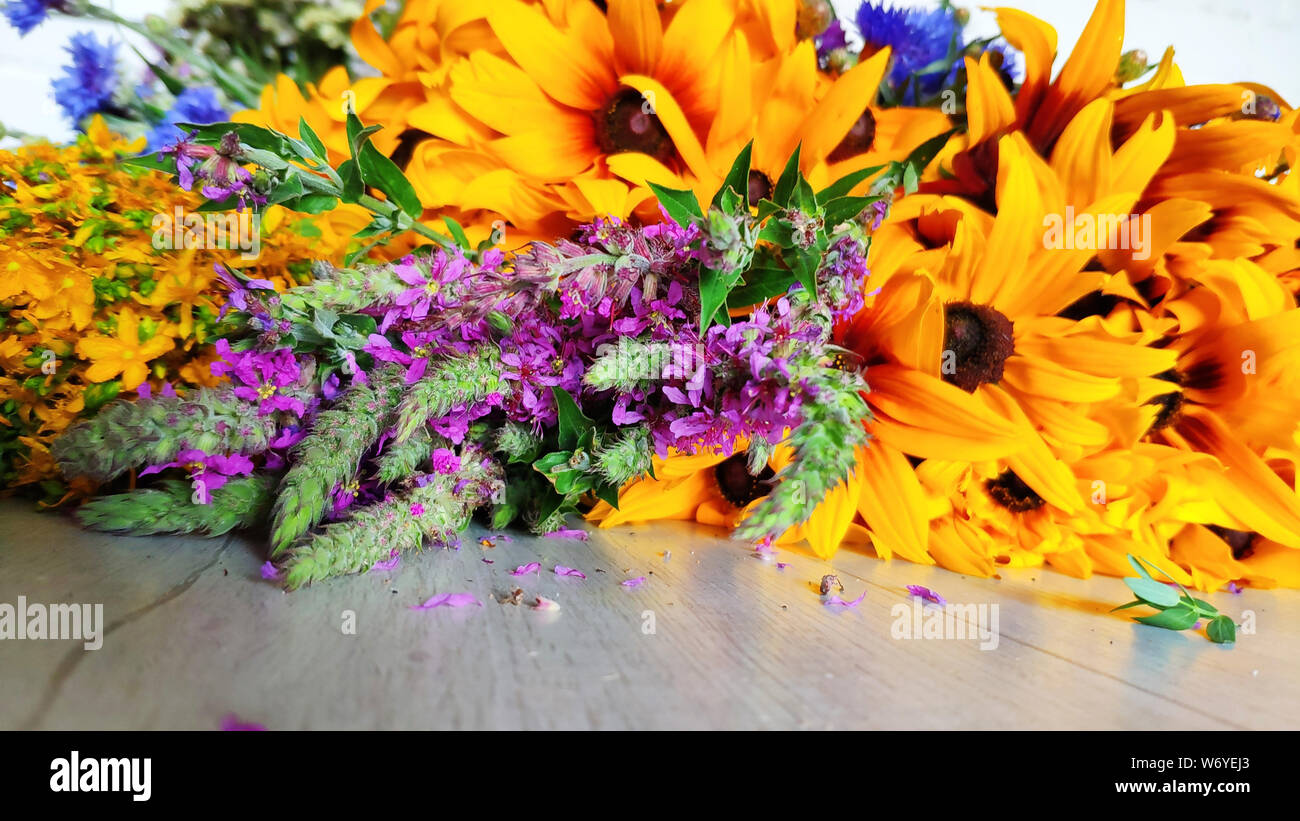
[211,339,308,417]
[160,131,267,211]
[140,448,254,501]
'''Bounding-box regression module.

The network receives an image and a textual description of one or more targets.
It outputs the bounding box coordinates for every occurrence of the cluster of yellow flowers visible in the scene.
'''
[0,118,366,501]
[236,0,950,244]
[586,1,1300,592]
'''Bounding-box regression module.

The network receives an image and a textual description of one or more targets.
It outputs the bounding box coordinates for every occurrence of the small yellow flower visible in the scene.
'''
[75,307,175,390]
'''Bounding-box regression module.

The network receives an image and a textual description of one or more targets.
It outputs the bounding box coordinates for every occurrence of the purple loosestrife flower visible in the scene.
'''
[854,1,960,102]
[365,331,440,384]
[145,86,229,152]
[500,315,589,426]
[159,131,266,211]
[3,0,64,35]
[52,32,119,125]
[139,449,255,500]
[390,253,469,324]
[212,340,307,417]
[214,264,276,318]
[429,448,461,474]
[818,234,870,323]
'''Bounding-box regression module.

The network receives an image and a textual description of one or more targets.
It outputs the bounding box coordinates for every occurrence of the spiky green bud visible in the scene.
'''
[494,422,542,464]
[75,475,276,536]
[733,365,871,542]
[374,427,434,484]
[52,388,282,483]
[269,364,407,555]
[392,346,503,444]
[594,425,652,486]
[280,446,503,589]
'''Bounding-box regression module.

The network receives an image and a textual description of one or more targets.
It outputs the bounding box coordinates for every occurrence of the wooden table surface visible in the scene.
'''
[1,499,1293,730]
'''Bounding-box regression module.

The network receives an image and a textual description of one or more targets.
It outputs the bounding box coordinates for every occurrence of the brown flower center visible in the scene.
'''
[1209,525,1256,560]
[827,109,877,163]
[986,470,1045,513]
[713,453,775,509]
[595,88,674,164]
[747,170,773,204]
[1145,369,1184,431]
[942,301,1015,392]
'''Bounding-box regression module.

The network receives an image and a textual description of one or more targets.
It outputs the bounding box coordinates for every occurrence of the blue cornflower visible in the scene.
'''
[854,1,962,102]
[145,87,229,151]
[51,32,119,126]
[3,0,63,36]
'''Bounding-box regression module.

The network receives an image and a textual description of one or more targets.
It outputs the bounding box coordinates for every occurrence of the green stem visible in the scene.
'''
[356,193,456,249]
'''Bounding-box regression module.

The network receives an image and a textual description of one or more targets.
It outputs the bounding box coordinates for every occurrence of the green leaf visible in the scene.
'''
[816,164,885,203]
[594,481,621,509]
[357,142,424,220]
[1180,593,1220,618]
[648,181,703,227]
[822,195,880,227]
[1206,615,1237,644]
[298,116,328,162]
[1126,553,1154,580]
[551,387,594,451]
[122,153,176,174]
[713,141,753,211]
[291,194,339,215]
[441,215,470,249]
[783,246,820,295]
[1134,604,1199,631]
[264,174,305,206]
[1125,577,1181,609]
[338,159,363,202]
[771,145,802,207]
[902,163,919,194]
[728,264,795,307]
[1110,600,1147,612]
[699,266,745,331]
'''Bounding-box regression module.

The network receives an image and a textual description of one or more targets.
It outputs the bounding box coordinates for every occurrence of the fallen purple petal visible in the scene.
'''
[554,565,587,579]
[410,593,482,610]
[1227,582,1243,595]
[906,585,946,607]
[823,590,867,608]
[776,562,790,570]
[621,576,646,588]
[260,561,280,581]
[370,550,401,572]
[532,595,561,612]
[509,562,542,577]
[481,558,495,564]
[220,714,265,731]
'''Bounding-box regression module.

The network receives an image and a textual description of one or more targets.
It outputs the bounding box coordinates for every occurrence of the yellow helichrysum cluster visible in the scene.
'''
[234,0,951,245]
[0,117,368,500]
[590,0,1300,593]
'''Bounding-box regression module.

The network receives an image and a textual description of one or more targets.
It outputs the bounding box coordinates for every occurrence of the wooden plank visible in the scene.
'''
[0,501,1293,729]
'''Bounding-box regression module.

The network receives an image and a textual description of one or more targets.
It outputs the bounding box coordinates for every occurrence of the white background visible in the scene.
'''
[1,0,1298,145]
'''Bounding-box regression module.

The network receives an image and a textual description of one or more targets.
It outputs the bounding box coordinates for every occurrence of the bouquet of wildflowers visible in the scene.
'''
[24,0,1300,625]
[50,103,928,588]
